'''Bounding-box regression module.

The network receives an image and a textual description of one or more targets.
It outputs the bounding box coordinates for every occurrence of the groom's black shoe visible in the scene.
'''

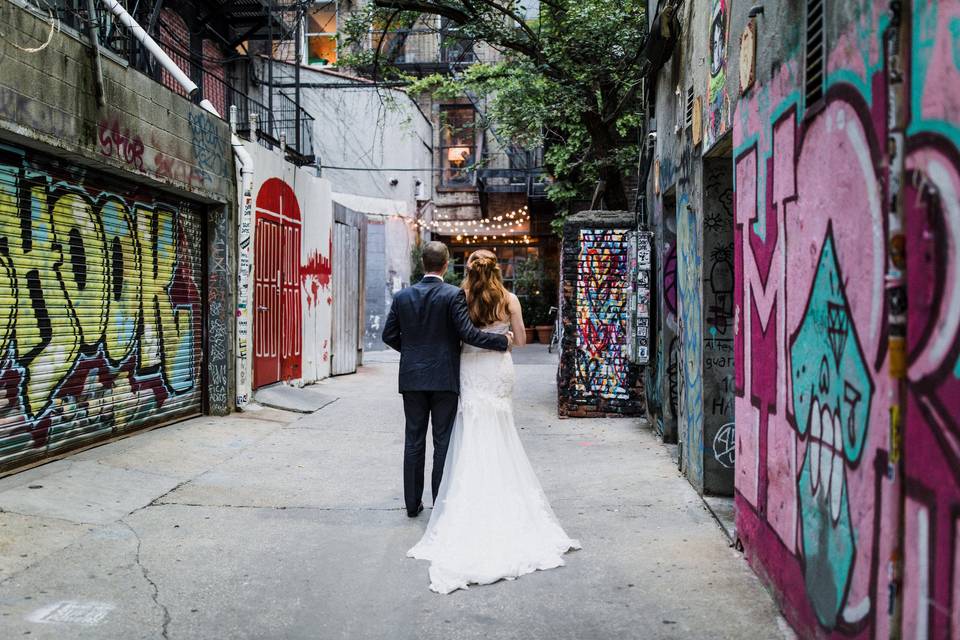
[407,502,424,518]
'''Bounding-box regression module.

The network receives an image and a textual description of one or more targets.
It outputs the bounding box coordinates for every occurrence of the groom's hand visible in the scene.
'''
[506,331,514,349]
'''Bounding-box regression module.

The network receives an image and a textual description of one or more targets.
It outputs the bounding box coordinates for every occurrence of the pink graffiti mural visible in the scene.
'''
[733,2,960,637]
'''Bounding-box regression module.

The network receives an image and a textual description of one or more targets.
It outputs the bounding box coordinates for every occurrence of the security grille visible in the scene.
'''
[805,0,825,106]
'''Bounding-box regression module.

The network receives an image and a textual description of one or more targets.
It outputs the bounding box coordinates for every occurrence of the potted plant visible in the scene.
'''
[520,299,537,343]
[534,302,553,344]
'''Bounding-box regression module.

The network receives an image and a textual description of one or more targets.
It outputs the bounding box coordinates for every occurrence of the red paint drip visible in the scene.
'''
[300,233,332,309]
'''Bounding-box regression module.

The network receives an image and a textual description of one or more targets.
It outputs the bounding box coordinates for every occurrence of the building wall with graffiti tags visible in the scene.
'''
[644,0,736,494]
[725,1,960,637]
[239,141,333,401]
[558,211,644,418]
[0,0,234,202]
[0,1,236,470]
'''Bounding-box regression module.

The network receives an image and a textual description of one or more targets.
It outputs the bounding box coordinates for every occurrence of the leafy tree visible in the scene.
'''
[341,0,648,212]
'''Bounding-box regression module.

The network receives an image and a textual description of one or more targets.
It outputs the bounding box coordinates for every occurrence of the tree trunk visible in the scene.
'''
[581,111,630,210]
[599,163,629,210]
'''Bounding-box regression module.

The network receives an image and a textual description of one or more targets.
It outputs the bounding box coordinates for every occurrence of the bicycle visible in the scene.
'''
[547,306,563,353]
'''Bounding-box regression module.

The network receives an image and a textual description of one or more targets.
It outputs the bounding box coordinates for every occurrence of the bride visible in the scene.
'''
[407,249,581,594]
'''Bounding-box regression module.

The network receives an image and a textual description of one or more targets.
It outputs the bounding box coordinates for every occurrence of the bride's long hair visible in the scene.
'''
[462,249,509,326]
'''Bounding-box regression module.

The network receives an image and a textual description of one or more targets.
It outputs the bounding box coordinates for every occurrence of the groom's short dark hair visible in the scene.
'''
[422,241,449,273]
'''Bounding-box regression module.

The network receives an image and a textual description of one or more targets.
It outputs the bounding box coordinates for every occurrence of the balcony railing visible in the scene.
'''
[477,168,550,198]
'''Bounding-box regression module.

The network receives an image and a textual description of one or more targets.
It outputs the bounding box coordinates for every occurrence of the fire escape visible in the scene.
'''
[63,0,317,165]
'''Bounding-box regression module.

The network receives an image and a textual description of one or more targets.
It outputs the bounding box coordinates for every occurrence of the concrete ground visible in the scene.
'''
[0,346,790,639]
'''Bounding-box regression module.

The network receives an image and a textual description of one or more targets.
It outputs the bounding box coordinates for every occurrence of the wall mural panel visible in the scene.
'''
[677,194,704,490]
[0,146,203,472]
[733,2,960,637]
[574,228,631,400]
[704,0,730,149]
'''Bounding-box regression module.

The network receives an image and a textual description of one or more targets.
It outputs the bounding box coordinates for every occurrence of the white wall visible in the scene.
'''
[239,141,334,393]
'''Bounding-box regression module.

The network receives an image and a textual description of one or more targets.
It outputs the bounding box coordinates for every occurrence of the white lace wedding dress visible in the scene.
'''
[407,321,581,594]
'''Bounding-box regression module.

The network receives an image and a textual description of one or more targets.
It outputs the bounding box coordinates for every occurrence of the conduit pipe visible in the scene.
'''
[98,0,255,409]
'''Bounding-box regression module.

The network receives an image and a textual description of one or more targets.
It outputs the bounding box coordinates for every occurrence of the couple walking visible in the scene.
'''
[382,241,580,594]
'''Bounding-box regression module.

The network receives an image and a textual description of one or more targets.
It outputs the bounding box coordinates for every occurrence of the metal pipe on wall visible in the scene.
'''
[97,0,255,409]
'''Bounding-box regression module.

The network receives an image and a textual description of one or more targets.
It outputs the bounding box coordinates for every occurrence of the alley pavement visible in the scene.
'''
[0,347,790,639]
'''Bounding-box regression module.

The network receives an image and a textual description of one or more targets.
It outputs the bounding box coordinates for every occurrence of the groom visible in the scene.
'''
[382,241,512,517]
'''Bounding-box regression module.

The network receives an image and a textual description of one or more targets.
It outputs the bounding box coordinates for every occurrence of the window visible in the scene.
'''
[306,3,337,66]
[440,17,476,64]
[440,106,477,186]
[371,17,407,63]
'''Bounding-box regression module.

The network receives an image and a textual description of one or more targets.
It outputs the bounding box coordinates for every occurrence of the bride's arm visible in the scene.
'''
[508,294,526,348]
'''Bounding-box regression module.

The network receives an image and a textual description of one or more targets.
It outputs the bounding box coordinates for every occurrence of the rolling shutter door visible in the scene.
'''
[0,146,204,473]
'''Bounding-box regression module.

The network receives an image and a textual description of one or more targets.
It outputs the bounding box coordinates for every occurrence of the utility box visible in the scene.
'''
[558,211,645,417]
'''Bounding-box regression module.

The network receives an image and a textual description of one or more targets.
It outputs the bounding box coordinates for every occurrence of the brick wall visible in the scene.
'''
[558,211,644,417]
[202,40,228,116]
[158,9,191,98]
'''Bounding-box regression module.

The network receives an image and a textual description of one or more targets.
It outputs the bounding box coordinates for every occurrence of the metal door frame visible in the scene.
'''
[331,204,366,375]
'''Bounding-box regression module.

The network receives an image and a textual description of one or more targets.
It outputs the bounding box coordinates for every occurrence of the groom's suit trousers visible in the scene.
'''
[402,390,459,513]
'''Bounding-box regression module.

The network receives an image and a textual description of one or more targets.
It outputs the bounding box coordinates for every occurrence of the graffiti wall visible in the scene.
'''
[702,158,735,491]
[704,0,730,150]
[733,1,960,637]
[676,193,705,489]
[576,228,632,400]
[649,206,679,442]
[558,213,644,417]
[0,145,204,472]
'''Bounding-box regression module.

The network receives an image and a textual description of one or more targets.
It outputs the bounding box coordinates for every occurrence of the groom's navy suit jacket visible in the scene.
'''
[382,276,508,393]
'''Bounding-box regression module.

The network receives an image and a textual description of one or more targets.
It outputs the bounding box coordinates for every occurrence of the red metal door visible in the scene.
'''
[253,179,302,388]
[280,221,302,380]
[254,215,281,387]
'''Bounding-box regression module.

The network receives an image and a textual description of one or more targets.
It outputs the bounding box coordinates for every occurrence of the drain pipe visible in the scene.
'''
[98,0,255,409]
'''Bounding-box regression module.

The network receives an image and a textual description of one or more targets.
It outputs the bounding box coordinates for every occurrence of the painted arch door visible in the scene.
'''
[253,178,302,388]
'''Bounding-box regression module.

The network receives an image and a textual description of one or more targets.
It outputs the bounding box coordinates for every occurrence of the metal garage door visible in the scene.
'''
[0,146,204,473]
[331,221,360,375]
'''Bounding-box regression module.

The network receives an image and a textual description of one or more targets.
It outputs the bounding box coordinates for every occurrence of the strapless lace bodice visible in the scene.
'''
[460,320,514,400]
[461,320,511,354]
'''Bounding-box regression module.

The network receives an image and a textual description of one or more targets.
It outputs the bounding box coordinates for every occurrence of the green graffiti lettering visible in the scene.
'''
[0,167,19,353]
[136,203,163,371]
[101,197,140,362]
[52,192,109,348]
[11,183,81,415]
[137,203,192,389]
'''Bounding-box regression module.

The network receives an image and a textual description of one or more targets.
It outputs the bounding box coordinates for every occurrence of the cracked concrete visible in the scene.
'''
[122,521,171,639]
[0,346,788,639]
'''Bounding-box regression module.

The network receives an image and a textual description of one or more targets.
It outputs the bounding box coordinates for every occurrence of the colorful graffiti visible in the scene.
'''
[790,226,875,628]
[677,194,704,488]
[574,228,631,400]
[0,148,202,471]
[704,0,729,149]
[733,2,960,637]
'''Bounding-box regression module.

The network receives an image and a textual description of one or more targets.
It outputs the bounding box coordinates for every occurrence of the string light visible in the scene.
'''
[409,205,531,238]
